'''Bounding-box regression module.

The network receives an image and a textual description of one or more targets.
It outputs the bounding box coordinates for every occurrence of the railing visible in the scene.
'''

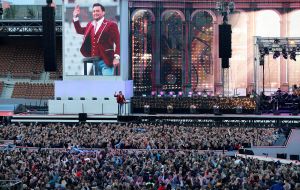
[0,20,62,35]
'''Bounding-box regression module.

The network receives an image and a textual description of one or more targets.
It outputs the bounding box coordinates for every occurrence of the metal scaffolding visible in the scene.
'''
[254,36,300,94]
[0,20,62,36]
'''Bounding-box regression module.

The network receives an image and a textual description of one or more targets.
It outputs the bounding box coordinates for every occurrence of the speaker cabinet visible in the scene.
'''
[221,58,229,68]
[14,104,26,114]
[290,155,299,161]
[219,24,232,59]
[277,153,287,159]
[238,149,245,154]
[42,6,56,72]
[79,113,87,122]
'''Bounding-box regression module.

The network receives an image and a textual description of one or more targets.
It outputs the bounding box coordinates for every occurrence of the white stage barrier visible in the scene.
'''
[48,99,120,114]
[51,80,133,114]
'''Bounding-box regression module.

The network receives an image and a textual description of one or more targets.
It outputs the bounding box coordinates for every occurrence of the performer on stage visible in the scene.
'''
[73,3,120,75]
[114,91,126,115]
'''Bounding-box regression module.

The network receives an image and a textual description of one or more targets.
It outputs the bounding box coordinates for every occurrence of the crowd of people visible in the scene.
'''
[0,122,297,189]
[260,87,300,113]
[0,148,299,190]
[0,123,282,150]
[132,96,256,114]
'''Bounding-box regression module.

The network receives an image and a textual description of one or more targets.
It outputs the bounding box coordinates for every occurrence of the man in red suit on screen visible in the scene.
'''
[73,3,120,75]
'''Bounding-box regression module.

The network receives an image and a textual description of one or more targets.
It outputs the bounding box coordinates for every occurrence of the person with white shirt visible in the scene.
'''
[73,3,120,75]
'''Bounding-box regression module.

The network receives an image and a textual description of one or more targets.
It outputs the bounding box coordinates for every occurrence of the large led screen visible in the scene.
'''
[63,0,120,76]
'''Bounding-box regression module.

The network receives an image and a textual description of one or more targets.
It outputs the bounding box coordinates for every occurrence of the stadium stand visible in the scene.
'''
[49,38,63,80]
[0,37,62,81]
[11,82,54,99]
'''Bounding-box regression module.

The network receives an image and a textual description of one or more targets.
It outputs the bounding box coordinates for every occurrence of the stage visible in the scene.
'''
[9,112,300,127]
[11,113,118,123]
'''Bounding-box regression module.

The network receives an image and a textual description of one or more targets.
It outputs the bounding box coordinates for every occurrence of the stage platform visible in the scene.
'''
[118,113,300,127]
[9,113,300,126]
[11,114,118,123]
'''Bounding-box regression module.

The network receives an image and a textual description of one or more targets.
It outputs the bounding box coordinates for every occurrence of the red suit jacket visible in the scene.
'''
[73,19,120,67]
[114,94,126,104]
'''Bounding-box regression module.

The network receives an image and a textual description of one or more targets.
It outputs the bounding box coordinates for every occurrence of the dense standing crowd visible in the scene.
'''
[0,122,298,190]
[1,123,281,150]
[0,149,299,189]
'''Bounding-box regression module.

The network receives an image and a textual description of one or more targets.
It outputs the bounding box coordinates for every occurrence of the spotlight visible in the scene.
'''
[144,105,150,114]
[263,47,269,55]
[282,48,288,59]
[178,91,183,96]
[290,48,297,61]
[151,91,156,96]
[158,91,164,97]
[167,105,173,114]
[228,1,235,13]
[190,105,197,114]
[197,91,202,96]
[170,91,176,98]
[215,1,222,12]
[273,51,280,59]
[259,55,264,66]
[290,52,296,61]
[213,105,221,115]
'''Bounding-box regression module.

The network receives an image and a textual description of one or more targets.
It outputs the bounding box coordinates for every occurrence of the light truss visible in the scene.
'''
[0,20,62,36]
[256,37,300,55]
[254,36,300,95]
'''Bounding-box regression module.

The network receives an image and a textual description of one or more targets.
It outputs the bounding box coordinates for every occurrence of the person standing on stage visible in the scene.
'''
[73,3,120,75]
[114,91,126,115]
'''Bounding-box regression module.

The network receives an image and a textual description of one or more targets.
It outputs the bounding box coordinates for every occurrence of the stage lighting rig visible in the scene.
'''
[256,37,300,61]
[216,0,235,24]
[290,48,296,61]
[273,51,280,59]
[282,48,288,59]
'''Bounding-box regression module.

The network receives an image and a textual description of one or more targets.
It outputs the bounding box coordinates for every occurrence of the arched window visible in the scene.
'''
[229,11,248,92]
[255,10,280,92]
[131,9,155,95]
[288,10,300,89]
[161,10,184,92]
[190,11,214,92]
